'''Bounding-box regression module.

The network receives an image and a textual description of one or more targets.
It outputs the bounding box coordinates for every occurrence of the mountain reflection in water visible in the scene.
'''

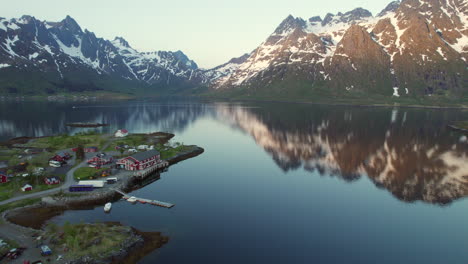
[0,100,467,205]
[215,103,468,205]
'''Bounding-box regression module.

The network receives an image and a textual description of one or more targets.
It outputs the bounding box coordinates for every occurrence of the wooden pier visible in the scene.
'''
[112,188,174,208]
[133,161,169,179]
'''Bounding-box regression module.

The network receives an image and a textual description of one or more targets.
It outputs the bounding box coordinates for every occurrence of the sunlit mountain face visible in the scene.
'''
[215,103,468,205]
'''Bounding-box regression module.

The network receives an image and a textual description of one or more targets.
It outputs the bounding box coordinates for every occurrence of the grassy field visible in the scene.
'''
[27,132,109,151]
[73,167,108,180]
[104,134,148,152]
[159,145,193,160]
[45,222,138,260]
[0,174,65,201]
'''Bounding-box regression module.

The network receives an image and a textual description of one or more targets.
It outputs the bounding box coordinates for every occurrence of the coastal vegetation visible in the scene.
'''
[44,222,141,261]
[0,198,41,214]
[28,132,107,151]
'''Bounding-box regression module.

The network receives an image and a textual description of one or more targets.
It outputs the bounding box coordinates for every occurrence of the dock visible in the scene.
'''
[133,161,169,179]
[112,189,174,208]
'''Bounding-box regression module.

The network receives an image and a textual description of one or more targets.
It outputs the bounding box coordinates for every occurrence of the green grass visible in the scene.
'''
[0,198,41,214]
[104,134,148,151]
[159,145,193,160]
[0,174,65,201]
[73,167,108,180]
[27,133,109,151]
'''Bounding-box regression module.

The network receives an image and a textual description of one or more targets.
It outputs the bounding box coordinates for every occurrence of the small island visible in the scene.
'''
[65,122,109,128]
[0,130,203,263]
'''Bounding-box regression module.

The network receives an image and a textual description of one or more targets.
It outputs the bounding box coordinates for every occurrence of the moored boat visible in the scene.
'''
[104,202,112,212]
[127,196,137,203]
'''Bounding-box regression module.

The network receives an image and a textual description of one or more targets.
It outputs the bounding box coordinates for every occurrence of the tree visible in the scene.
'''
[76,145,85,161]
[26,164,37,185]
[119,148,125,155]
[8,156,20,166]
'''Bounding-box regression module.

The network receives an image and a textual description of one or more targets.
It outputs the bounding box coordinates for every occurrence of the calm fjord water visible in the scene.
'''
[1,100,468,263]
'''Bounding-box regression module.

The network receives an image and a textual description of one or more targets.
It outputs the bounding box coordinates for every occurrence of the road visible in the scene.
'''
[0,141,113,206]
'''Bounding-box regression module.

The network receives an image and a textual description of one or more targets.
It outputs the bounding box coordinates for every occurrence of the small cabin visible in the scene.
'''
[115,129,129,138]
[21,184,33,192]
[0,174,8,184]
[44,176,61,185]
[84,147,98,153]
[57,152,71,160]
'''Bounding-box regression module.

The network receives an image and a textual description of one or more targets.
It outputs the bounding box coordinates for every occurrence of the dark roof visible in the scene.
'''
[130,150,160,161]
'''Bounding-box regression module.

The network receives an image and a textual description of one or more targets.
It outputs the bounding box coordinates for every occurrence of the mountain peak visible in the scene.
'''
[321,8,372,26]
[19,15,36,23]
[47,15,83,35]
[377,1,401,16]
[274,15,306,35]
[113,36,131,48]
[309,16,323,23]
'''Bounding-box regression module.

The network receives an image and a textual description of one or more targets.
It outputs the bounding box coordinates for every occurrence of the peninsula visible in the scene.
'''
[0,130,204,263]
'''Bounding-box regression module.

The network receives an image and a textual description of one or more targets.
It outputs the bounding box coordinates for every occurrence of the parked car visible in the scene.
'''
[49,160,61,168]
[128,148,138,153]
[33,167,45,176]
[88,163,98,168]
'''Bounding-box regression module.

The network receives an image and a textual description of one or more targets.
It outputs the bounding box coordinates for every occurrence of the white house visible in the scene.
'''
[115,129,129,138]
[137,145,149,150]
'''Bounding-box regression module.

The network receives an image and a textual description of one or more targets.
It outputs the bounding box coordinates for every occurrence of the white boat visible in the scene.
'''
[104,202,112,212]
[127,196,137,203]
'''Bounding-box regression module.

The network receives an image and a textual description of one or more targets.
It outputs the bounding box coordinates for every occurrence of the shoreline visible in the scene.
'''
[200,96,468,110]
[3,93,468,109]
[0,146,204,263]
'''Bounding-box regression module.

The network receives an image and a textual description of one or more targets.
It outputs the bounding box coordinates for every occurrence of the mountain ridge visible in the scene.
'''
[212,0,467,102]
[0,0,467,103]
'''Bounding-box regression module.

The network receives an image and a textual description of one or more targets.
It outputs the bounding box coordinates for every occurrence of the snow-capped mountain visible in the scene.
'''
[203,53,250,83]
[214,0,468,99]
[0,0,466,98]
[0,15,206,94]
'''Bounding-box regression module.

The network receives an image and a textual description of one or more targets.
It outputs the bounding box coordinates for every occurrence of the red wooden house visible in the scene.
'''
[0,174,8,184]
[87,155,113,165]
[44,176,61,185]
[85,147,98,153]
[116,150,161,171]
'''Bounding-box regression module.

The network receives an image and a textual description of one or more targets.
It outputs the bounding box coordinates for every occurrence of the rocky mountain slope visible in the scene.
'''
[0,15,207,94]
[0,0,466,101]
[213,0,468,100]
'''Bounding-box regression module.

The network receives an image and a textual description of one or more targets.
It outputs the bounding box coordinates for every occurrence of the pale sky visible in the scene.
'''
[1,0,393,69]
